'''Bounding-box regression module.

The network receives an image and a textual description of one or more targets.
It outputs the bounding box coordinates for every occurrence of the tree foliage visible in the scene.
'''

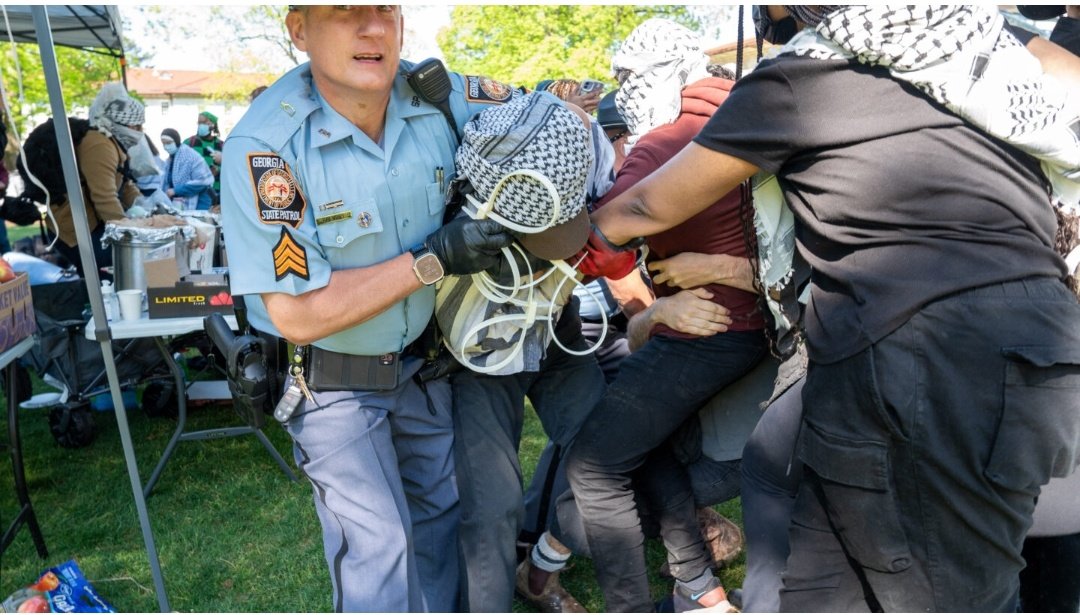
[0,44,122,135]
[437,6,699,89]
[130,5,298,104]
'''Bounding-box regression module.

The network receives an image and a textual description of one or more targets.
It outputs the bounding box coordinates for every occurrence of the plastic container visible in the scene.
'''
[100,281,118,321]
[89,390,138,413]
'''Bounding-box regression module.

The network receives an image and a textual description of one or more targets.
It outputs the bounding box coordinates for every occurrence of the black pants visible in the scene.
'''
[566,330,767,612]
[781,278,1080,612]
[1020,533,1080,613]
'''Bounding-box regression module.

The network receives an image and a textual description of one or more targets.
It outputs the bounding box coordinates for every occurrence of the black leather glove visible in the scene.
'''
[485,247,550,285]
[426,217,513,276]
[414,345,465,384]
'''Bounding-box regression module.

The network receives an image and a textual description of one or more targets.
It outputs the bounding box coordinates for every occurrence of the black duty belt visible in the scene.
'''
[283,343,403,392]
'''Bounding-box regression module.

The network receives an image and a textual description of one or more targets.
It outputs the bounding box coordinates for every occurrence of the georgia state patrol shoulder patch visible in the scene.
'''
[272,227,309,281]
[248,153,307,229]
[465,76,514,104]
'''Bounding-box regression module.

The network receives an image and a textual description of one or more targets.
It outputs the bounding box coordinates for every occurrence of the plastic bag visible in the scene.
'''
[0,560,115,613]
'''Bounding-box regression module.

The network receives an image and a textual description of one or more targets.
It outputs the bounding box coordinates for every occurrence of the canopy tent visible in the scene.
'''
[2,5,124,56]
[4,7,171,612]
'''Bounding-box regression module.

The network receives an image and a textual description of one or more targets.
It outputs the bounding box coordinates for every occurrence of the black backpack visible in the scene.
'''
[16,117,93,203]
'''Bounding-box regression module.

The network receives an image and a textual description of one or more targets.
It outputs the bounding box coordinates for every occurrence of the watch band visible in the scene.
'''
[410,244,445,286]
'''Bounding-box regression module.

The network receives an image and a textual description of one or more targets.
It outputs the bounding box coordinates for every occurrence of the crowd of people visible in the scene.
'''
[0,79,228,277]
[3,3,1078,613]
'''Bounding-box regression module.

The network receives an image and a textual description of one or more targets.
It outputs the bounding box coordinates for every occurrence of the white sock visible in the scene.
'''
[530,531,570,573]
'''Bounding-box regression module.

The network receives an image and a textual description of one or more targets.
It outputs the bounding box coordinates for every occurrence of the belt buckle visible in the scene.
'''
[379,353,396,366]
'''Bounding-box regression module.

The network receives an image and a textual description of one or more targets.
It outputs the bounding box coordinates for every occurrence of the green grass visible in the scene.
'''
[5,222,41,247]
[1,371,745,612]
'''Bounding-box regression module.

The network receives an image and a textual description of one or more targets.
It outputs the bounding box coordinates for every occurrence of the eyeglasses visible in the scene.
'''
[607,129,629,143]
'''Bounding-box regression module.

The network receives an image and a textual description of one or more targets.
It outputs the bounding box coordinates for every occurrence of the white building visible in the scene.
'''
[126,67,278,151]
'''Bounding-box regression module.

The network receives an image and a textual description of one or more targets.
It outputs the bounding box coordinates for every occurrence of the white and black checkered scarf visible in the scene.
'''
[783,5,1080,213]
[611,18,710,145]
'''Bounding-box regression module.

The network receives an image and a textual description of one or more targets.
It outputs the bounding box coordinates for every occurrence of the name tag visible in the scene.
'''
[315,211,352,226]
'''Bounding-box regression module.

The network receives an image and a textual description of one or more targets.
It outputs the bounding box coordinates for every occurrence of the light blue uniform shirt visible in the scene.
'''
[221,61,509,355]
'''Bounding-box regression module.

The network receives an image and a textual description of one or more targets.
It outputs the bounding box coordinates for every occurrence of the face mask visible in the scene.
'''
[754,6,799,45]
[197,124,211,138]
[112,124,143,149]
[163,143,178,155]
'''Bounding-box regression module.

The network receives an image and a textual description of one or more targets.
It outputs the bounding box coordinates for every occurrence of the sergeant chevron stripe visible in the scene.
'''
[273,227,309,280]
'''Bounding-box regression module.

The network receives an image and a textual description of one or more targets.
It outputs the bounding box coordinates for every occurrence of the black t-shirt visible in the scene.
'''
[695,57,1065,363]
[1051,16,1080,56]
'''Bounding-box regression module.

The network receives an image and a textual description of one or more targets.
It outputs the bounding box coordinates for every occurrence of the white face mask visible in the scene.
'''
[449,169,609,374]
[112,124,144,149]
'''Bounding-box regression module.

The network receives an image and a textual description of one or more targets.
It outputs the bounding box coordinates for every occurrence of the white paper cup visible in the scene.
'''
[117,289,144,321]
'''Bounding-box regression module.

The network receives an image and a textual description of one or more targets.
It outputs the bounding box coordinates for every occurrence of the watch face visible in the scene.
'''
[414,253,444,285]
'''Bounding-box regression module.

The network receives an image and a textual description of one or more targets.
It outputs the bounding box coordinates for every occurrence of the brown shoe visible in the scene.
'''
[516,559,587,613]
[697,508,743,566]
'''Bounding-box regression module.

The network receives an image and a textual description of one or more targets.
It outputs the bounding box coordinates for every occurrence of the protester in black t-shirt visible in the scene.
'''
[578,6,1080,612]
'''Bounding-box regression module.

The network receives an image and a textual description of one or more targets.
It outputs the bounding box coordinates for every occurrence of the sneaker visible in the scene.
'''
[672,576,738,613]
[697,508,744,567]
[727,588,743,611]
[515,559,587,613]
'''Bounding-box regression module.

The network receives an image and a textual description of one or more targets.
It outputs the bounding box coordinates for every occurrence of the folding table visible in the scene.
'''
[1,336,48,559]
[84,313,296,497]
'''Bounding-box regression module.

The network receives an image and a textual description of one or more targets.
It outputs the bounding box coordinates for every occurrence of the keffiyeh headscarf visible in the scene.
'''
[161,127,213,208]
[89,82,145,150]
[782,5,1080,213]
[611,18,710,143]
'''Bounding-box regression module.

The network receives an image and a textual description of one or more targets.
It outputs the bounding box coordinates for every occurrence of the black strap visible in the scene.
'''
[233,294,253,335]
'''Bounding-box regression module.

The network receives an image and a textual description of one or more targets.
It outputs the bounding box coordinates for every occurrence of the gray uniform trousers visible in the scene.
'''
[285,356,458,612]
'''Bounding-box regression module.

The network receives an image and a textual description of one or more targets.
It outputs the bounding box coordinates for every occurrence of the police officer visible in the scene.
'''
[220,6,516,612]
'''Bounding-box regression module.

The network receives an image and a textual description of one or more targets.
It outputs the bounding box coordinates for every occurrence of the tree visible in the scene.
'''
[436,6,699,88]
[0,44,122,135]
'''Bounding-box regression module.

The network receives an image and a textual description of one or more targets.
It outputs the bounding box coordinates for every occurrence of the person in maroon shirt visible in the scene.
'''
[564,19,767,613]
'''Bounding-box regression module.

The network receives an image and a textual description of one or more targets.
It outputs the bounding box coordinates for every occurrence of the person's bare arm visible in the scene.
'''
[262,252,422,346]
[1027,36,1080,94]
[649,253,757,293]
[606,270,654,318]
[625,287,732,352]
[592,142,759,246]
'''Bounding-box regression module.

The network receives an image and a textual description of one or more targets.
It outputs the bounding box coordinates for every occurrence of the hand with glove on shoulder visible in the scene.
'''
[572,224,643,281]
[425,217,515,276]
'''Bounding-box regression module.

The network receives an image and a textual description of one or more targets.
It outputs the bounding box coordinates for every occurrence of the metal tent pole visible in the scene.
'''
[30,7,171,612]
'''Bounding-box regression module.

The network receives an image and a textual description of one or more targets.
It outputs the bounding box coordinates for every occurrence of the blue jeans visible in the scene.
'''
[566,329,767,612]
[781,278,1080,612]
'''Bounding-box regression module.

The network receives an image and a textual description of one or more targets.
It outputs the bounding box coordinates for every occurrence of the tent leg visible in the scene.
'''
[31,7,170,612]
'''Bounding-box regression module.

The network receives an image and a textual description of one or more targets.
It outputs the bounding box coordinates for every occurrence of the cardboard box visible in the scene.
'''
[0,272,37,354]
[143,242,190,289]
[147,272,235,319]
